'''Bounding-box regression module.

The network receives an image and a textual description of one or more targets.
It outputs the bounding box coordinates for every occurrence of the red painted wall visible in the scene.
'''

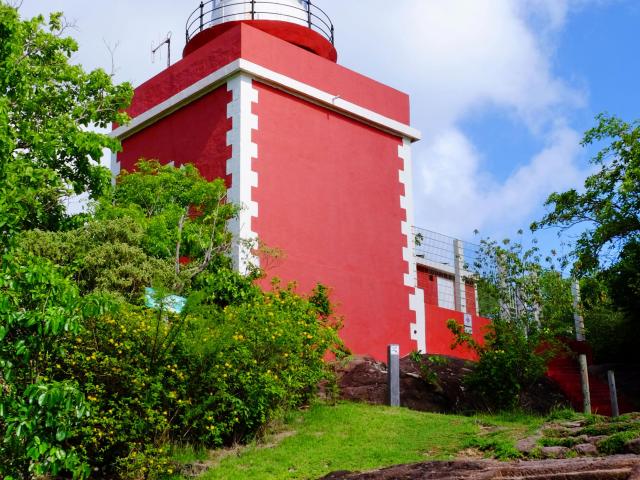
[127,29,241,119]
[118,87,231,184]
[184,20,338,62]
[252,81,414,360]
[127,24,408,124]
[425,305,491,361]
[417,266,439,306]
[238,24,409,124]
[465,283,477,316]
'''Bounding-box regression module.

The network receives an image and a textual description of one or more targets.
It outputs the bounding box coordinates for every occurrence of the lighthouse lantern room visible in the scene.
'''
[112,0,425,360]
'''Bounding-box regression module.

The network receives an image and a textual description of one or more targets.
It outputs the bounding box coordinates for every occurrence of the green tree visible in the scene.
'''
[20,160,239,302]
[532,114,640,273]
[0,5,131,477]
[532,114,640,361]
[450,236,571,410]
[0,4,132,243]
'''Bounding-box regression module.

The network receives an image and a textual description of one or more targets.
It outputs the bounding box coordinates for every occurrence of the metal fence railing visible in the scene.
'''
[186,0,335,45]
[413,227,481,275]
[412,227,484,313]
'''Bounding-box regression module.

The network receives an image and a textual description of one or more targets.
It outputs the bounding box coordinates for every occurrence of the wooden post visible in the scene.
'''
[572,278,591,414]
[572,279,586,341]
[578,354,592,415]
[608,370,620,418]
[387,344,400,407]
[453,239,466,313]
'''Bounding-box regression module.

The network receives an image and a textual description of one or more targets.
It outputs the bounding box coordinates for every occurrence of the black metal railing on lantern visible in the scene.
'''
[186,0,334,45]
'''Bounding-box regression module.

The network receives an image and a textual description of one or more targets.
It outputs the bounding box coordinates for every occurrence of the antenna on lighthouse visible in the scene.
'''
[151,31,172,68]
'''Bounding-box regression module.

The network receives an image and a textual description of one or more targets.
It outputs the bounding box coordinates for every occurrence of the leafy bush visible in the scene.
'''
[448,319,552,411]
[41,282,341,478]
[539,436,582,448]
[546,407,582,422]
[597,429,640,455]
[463,435,522,460]
[0,255,94,479]
[2,158,343,478]
[408,351,448,389]
[449,235,570,411]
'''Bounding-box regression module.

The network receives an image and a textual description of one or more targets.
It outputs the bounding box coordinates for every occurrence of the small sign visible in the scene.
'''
[389,344,400,356]
[145,287,187,314]
[464,313,473,334]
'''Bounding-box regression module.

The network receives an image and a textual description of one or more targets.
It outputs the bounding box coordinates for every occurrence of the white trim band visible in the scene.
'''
[226,74,260,275]
[399,138,426,353]
[110,59,421,143]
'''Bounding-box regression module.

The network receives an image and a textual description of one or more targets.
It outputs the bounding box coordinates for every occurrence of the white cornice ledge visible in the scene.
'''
[110,59,422,143]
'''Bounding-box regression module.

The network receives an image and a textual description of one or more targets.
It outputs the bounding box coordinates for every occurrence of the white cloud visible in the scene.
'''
[416,125,584,238]
[20,0,601,241]
[327,0,585,128]
[323,0,594,239]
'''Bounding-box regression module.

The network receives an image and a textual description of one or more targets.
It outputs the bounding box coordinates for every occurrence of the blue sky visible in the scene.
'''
[19,0,640,249]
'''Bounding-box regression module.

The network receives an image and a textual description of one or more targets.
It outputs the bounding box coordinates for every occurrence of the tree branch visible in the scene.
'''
[174,208,188,276]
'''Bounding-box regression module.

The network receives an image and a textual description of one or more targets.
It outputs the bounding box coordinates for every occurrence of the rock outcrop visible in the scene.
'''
[319,455,640,480]
[335,355,568,414]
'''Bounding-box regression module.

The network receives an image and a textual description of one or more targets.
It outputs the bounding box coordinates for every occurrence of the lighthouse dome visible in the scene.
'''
[184,0,336,61]
[209,0,310,28]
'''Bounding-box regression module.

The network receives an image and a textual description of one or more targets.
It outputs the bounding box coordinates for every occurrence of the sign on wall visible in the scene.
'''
[464,313,473,334]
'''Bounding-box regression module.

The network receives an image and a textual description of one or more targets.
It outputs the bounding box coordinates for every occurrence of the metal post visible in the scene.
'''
[387,344,400,407]
[531,271,541,329]
[307,0,312,28]
[251,0,255,20]
[199,2,204,31]
[579,354,592,415]
[572,279,586,341]
[497,253,510,321]
[453,239,466,313]
[167,37,171,68]
[608,370,620,418]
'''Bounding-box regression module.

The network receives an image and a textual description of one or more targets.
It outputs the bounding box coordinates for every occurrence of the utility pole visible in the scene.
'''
[572,278,591,414]
[453,239,466,313]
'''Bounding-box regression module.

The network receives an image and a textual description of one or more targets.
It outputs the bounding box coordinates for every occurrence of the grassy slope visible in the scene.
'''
[183,402,543,480]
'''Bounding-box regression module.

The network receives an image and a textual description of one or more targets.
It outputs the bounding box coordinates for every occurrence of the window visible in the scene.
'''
[437,276,455,310]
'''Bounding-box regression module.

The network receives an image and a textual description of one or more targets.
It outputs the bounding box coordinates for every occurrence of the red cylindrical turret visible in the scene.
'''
[184,0,337,61]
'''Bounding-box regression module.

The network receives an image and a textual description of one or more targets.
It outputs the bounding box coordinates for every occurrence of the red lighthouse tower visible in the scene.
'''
[111,0,425,360]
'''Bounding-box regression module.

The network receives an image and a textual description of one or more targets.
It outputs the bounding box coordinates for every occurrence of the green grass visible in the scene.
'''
[169,444,209,465]
[177,402,543,480]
